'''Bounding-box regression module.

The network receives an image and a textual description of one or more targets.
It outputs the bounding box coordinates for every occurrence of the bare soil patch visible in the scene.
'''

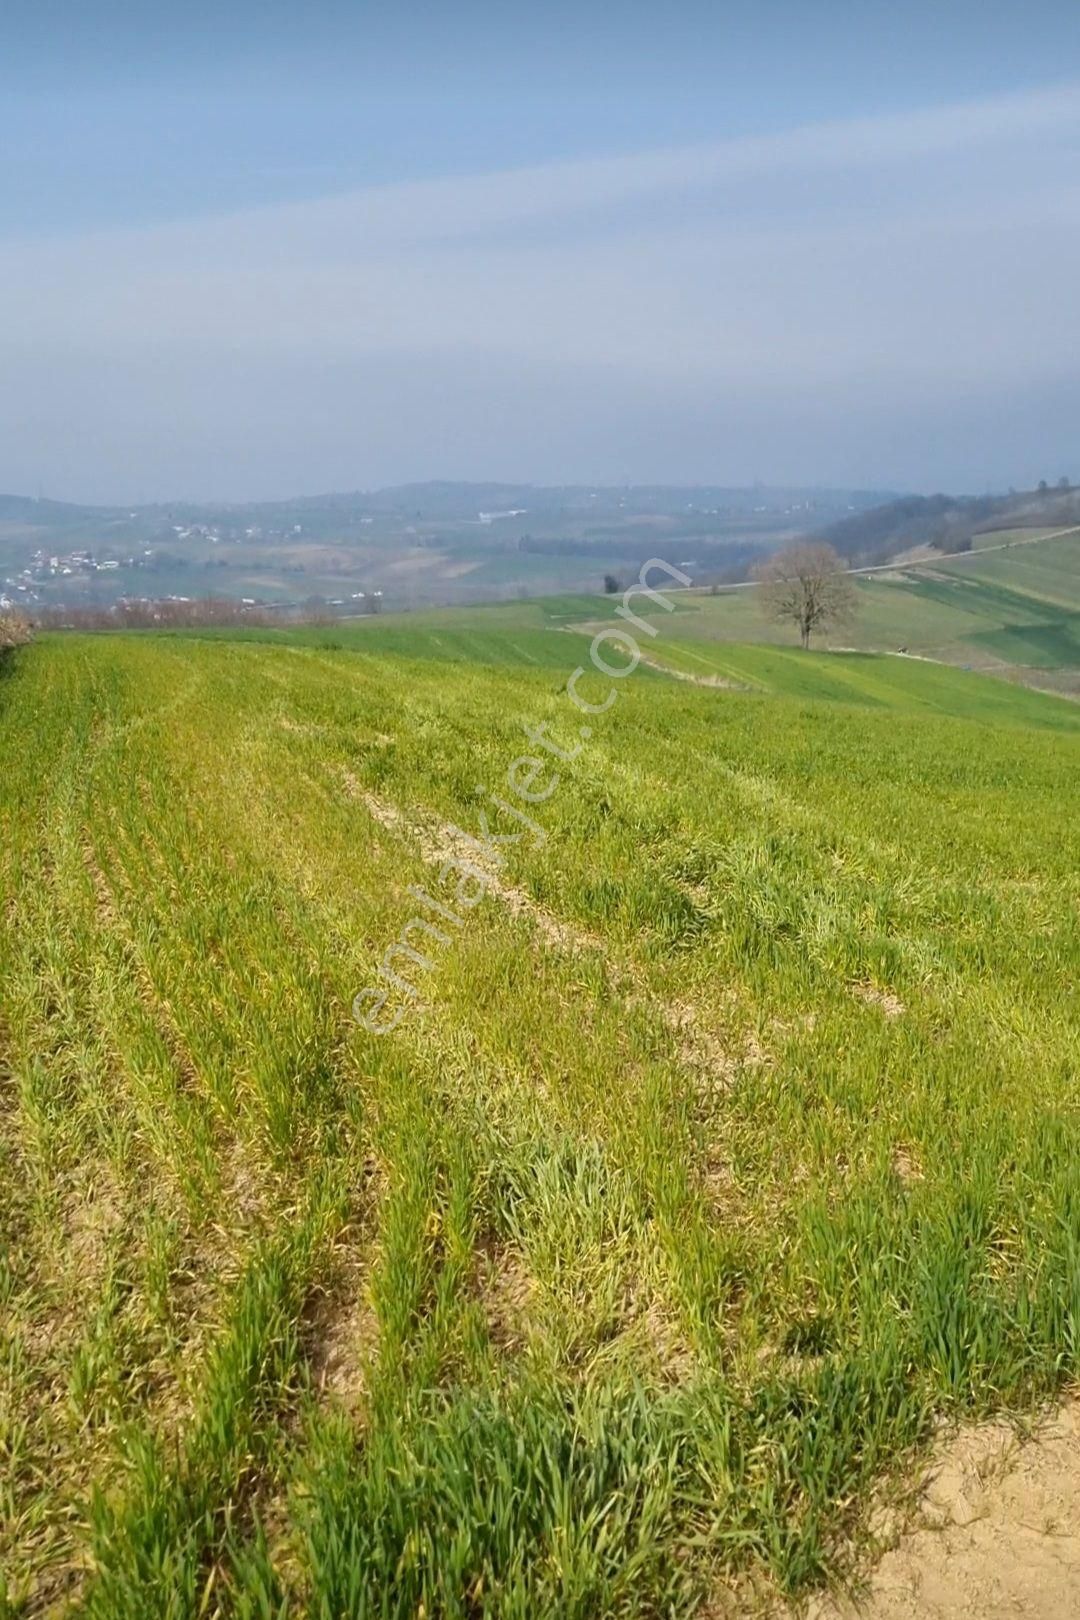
[849,982,905,1019]
[805,1401,1080,1620]
[307,1284,379,1411]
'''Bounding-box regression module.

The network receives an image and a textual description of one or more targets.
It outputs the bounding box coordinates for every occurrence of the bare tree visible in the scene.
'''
[0,611,32,651]
[754,542,856,649]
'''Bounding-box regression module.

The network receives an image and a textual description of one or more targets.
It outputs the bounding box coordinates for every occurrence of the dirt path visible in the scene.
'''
[806,1401,1080,1619]
[846,522,1080,579]
[638,653,750,688]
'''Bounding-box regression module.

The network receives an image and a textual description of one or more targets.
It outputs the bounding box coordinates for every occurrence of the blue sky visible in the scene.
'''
[3,2,1079,500]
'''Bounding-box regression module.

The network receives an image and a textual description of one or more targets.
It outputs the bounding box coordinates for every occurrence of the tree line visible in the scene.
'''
[25,596,359,631]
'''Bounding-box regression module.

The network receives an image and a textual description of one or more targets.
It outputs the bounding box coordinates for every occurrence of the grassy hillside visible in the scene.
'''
[2,631,1079,1616]
[634,640,1080,728]
[811,485,1080,562]
[560,528,1080,694]
[203,528,1080,698]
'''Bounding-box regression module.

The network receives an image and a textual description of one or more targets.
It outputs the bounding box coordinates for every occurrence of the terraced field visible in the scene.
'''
[2,629,1079,1617]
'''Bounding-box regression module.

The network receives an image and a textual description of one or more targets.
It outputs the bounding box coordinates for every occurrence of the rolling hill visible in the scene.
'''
[812,483,1080,562]
[648,525,1080,696]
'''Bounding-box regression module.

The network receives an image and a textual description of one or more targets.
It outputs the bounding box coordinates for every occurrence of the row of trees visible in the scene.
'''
[31,597,283,631]
[26,586,389,632]
[27,595,375,631]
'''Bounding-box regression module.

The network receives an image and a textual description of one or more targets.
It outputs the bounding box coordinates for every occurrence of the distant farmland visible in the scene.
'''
[2,626,1079,1615]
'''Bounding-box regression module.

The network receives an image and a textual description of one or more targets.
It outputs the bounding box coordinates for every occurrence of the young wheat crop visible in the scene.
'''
[1,630,1078,1616]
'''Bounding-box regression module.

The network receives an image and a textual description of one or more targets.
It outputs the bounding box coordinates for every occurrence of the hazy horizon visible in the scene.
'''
[3,3,1079,504]
[6,477,913,512]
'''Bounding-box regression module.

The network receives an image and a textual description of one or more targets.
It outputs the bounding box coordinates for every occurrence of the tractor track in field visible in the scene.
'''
[638,652,752,689]
[340,771,771,1089]
[340,770,600,956]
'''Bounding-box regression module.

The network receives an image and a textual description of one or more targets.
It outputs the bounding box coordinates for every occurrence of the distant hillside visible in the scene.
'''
[814,484,1079,564]
[0,481,895,613]
[7,478,1076,614]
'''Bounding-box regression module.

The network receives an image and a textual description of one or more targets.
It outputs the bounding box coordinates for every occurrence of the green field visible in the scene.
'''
[292,527,1080,696]
[2,628,1079,1616]
[968,526,1067,551]
[557,529,1080,691]
[143,522,1080,703]
[186,595,642,671]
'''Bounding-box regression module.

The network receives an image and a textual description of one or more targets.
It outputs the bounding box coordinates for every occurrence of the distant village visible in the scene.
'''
[2,546,151,608]
[0,516,315,610]
[0,510,387,620]
[0,527,386,621]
